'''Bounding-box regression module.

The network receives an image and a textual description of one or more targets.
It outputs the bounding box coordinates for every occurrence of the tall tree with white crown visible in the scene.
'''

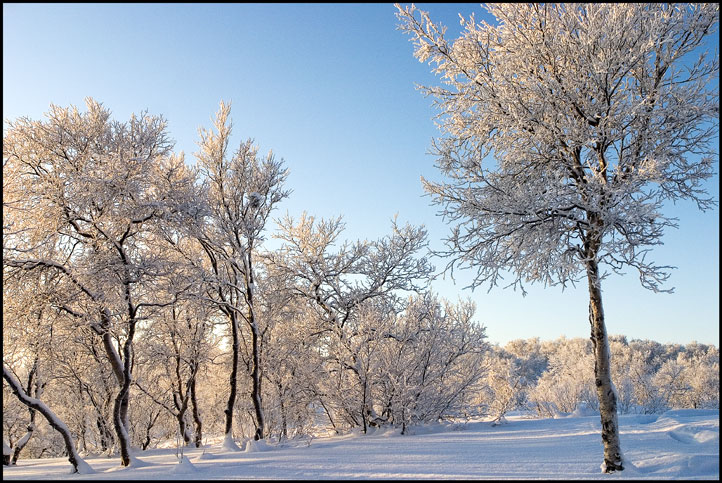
[396,3,718,472]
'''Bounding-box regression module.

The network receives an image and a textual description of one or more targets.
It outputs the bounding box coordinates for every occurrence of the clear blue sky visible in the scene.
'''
[3,3,718,347]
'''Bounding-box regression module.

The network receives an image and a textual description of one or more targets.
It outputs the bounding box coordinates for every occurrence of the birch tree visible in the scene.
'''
[397,3,719,472]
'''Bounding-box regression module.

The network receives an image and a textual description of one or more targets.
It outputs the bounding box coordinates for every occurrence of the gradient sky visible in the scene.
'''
[3,3,719,347]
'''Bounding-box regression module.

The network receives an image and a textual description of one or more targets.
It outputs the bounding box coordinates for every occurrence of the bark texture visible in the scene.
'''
[586,257,624,473]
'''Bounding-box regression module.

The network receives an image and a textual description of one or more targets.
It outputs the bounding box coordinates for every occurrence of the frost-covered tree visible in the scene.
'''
[679,344,719,409]
[397,3,718,472]
[3,366,92,474]
[190,101,290,445]
[479,347,524,424]
[3,98,189,466]
[529,337,597,417]
[271,213,433,433]
[253,259,323,441]
[377,293,487,432]
[134,297,217,448]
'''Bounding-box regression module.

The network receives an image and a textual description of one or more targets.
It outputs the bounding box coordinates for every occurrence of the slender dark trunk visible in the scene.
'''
[113,372,132,466]
[99,314,131,453]
[97,415,114,452]
[361,377,368,434]
[277,381,288,440]
[249,322,264,440]
[224,311,240,438]
[173,361,191,445]
[176,413,190,445]
[141,409,160,451]
[114,303,138,467]
[11,412,37,465]
[247,251,264,441]
[317,395,338,434]
[586,251,624,473]
[190,372,203,447]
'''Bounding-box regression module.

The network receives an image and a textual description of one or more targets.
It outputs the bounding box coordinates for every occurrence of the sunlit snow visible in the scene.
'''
[3,409,718,480]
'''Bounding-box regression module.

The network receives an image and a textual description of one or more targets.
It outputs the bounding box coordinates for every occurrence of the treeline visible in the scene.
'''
[2,100,485,469]
[480,336,719,422]
[2,100,717,470]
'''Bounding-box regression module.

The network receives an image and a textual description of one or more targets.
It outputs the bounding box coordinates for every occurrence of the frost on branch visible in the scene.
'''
[396,3,719,294]
[396,2,718,473]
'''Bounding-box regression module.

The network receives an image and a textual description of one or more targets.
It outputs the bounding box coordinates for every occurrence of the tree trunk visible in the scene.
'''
[113,378,132,466]
[586,256,624,473]
[3,366,91,474]
[172,379,191,445]
[10,423,35,466]
[250,321,264,440]
[277,381,288,441]
[190,373,203,447]
[114,309,138,467]
[247,251,265,441]
[224,311,240,439]
[10,357,39,465]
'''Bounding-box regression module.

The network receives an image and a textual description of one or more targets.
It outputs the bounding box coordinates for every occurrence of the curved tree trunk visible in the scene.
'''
[3,366,92,474]
[586,255,624,473]
[10,357,39,465]
[113,371,133,466]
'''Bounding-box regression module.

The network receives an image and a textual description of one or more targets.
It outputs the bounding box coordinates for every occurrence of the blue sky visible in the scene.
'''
[3,3,719,347]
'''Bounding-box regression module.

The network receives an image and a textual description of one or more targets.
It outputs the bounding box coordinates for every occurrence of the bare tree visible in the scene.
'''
[397,3,718,472]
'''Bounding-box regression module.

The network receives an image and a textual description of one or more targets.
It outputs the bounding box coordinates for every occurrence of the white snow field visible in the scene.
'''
[3,409,718,480]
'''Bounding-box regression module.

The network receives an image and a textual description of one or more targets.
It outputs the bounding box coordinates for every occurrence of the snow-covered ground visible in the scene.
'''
[3,409,718,480]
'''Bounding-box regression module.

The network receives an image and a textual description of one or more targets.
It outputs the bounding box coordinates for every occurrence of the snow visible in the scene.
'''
[244,438,271,453]
[169,456,198,474]
[3,409,718,480]
[220,433,241,452]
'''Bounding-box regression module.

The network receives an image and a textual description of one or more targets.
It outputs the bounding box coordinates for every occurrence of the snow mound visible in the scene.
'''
[244,439,271,453]
[71,458,95,475]
[668,427,719,445]
[220,434,242,452]
[570,402,598,417]
[103,455,153,473]
[170,456,198,474]
[628,414,658,425]
[128,455,152,468]
[663,408,719,419]
[194,450,220,461]
[401,421,464,436]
